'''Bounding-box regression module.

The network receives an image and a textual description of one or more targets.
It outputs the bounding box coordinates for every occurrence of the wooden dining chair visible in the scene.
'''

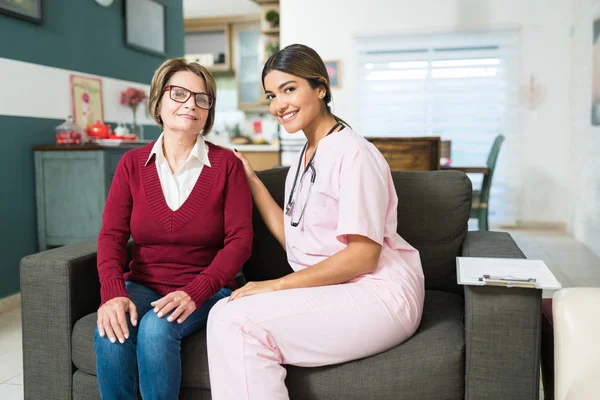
[471,134,505,230]
[367,137,441,171]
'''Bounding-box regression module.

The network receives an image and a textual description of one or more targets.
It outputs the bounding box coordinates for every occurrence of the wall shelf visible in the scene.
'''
[261,27,280,34]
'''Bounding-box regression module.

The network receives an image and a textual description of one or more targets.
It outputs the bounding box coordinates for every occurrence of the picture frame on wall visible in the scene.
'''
[124,0,166,57]
[324,60,341,88]
[592,18,600,125]
[70,75,104,129]
[0,0,43,24]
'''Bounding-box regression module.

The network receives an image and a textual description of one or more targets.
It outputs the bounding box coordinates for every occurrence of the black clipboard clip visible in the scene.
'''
[478,274,537,288]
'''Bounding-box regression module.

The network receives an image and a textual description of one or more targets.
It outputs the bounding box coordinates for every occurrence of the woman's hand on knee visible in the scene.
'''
[97,297,138,344]
[151,291,197,324]
[228,280,282,302]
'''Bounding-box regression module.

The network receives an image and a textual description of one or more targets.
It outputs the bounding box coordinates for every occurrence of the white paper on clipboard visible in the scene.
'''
[456,257,562,289]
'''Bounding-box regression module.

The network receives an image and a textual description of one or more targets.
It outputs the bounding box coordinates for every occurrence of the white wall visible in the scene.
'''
[569,0,600,257]
[0,57,153,127]
[281,0,573,226]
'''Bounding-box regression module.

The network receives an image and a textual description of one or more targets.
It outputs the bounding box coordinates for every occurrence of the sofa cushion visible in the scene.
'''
[391,170,471,295]
[72,312,214,389]
[71,290,464,398]
[243,167,294,283]
[72,315,97,377]
[72,369,101,400]
[286,289,465,399]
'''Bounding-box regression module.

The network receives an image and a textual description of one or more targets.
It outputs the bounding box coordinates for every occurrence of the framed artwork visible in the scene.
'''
[324,60,341,88]
[124,0,166,57]
[592,19,600,125]
[0,0,42,24]
[70,75,104,129]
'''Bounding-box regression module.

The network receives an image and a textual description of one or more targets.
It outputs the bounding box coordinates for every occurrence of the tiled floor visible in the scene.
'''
[0,306,23,400]
[504,228,600,297]
[1,228,599,400]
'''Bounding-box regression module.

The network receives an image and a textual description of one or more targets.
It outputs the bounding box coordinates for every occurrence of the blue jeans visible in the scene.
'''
[94,281,231,400]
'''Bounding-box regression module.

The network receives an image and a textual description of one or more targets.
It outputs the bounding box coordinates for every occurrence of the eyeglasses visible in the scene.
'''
[163,85,214,110]
[286,162,316,227]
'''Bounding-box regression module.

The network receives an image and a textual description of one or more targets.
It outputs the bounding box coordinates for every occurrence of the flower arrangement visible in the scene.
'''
[120,87,147,134]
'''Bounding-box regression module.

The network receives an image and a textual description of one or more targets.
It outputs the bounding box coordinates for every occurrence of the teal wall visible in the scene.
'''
[0,0,183,299]
[0,0,184,84]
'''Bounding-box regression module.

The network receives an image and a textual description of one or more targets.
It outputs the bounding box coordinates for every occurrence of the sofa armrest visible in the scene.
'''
[461,230,525,259]
[462,231,541,400]
[20,240,100,400]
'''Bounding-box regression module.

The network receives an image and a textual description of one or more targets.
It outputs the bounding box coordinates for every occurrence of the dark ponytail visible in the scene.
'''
[262,44,351,128]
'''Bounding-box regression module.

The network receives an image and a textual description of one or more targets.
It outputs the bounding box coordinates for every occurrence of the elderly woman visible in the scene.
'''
[93,58,253,399]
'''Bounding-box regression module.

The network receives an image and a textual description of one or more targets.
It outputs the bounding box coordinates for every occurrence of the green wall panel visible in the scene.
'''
[0,116,60,299]
[0,0,184,83]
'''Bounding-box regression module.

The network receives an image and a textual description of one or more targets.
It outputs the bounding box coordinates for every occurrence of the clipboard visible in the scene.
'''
[478,275,537,288]
[456,257,562,290]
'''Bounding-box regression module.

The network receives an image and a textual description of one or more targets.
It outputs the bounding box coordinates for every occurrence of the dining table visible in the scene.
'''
[441,165,490,175]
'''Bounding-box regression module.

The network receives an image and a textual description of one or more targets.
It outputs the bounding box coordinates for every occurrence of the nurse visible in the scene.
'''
[206,43,425,400]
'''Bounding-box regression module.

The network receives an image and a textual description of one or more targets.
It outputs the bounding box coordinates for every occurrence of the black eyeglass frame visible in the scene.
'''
[163,85,214,110]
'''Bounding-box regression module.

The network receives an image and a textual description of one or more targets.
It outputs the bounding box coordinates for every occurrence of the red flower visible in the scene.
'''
[120,87,147,108]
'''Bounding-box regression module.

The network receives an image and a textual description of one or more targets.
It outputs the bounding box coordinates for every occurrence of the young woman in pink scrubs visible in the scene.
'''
[206,44,425,400]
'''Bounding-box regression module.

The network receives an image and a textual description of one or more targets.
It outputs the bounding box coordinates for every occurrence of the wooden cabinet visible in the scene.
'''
[33,146,131,250]
[244,151,280,171]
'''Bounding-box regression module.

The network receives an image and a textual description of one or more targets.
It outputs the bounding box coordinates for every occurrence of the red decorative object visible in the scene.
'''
[108,134,137,141]
[253,120,263,135]
[56,132,82,145]
[55,115,84,145]
[87,120,111,139]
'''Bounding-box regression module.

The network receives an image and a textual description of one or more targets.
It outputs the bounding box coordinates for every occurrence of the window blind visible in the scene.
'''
[356,30,520,227]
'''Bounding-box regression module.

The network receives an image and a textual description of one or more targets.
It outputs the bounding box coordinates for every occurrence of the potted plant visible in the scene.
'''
[265,9,279,28]
[265,42,279,57]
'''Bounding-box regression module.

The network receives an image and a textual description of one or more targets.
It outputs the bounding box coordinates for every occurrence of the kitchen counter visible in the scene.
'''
[217,143,279,152]
[204,136,281,170]
[215,141,281,170]
[33,139,281,171]
[204,134,279,153]
[32,141,153,151]
[32,140,279,153]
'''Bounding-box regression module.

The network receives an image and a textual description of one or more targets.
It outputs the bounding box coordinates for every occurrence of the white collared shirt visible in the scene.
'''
[145,133,211,211]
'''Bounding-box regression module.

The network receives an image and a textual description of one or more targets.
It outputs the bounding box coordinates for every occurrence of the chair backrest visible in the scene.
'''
[243,168,472,296]
[479,134,505,205]
[367,137,441,171]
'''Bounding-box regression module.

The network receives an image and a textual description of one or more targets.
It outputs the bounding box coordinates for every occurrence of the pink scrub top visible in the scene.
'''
[283,127,425,324]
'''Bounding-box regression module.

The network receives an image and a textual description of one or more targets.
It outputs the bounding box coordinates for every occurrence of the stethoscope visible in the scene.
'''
[285,121,344,226]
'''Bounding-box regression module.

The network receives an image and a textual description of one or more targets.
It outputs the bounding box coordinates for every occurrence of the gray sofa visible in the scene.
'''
[20,168,541,400]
